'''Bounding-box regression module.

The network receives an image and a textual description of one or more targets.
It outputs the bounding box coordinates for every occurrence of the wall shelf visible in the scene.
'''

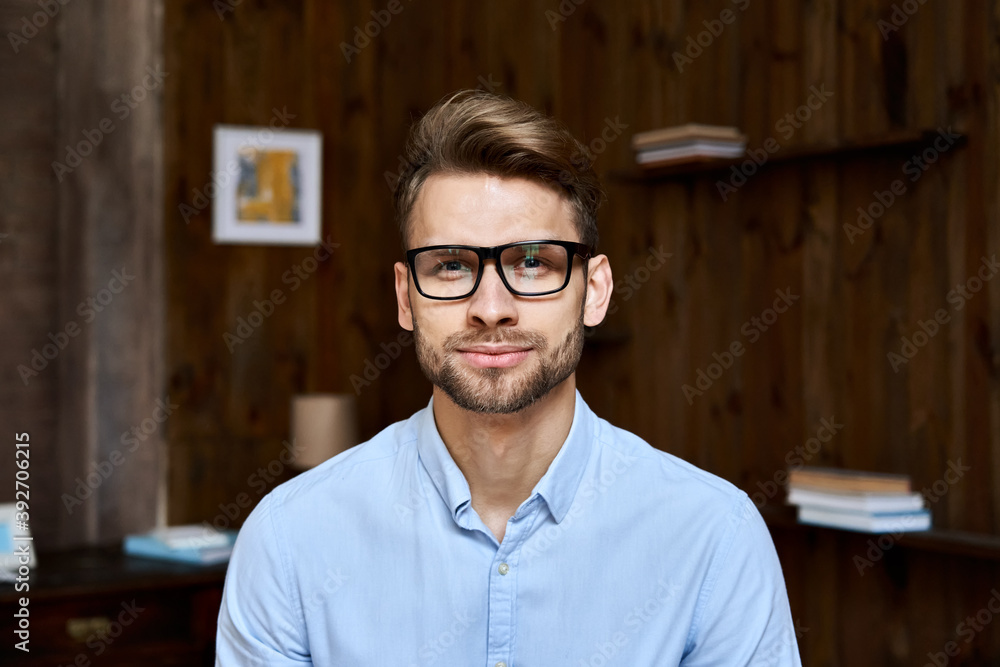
[760,504,1000,561]
[607,129,967,184]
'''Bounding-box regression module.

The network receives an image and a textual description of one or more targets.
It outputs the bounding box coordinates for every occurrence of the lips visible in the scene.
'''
[456,345,532,369]
[458,345,531,354]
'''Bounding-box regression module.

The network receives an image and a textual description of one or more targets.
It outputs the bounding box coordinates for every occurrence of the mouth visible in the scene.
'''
[456,345,532,369]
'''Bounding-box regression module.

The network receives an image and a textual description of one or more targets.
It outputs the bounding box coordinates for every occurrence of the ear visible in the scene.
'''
[583,254,613,327]
[394,261,415,331]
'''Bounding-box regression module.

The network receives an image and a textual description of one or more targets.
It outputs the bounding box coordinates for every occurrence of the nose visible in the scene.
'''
[466,260,518,329]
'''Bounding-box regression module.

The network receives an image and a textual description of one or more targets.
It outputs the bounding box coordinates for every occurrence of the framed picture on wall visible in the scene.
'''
[212,125,323,245]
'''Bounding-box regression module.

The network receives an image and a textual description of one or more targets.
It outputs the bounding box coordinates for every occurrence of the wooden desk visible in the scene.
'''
[0,546,227,666]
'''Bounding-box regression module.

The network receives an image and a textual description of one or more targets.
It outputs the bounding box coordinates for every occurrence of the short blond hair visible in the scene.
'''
[392,89,603,250]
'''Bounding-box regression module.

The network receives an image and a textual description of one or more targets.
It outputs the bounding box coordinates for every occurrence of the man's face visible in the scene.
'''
[394,173,611,414]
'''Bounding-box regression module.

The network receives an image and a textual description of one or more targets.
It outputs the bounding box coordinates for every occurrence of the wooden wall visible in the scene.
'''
[0,0,164,548]
[160,0,999,663]
[0,0,60,540]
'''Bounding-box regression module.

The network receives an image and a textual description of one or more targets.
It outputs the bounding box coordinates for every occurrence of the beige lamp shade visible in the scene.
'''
[290,394,359,469]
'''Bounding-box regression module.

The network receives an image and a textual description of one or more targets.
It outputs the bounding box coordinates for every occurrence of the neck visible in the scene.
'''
[432,377,577,521]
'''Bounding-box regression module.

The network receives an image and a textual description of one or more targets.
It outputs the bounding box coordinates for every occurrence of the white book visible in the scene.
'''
[149,524,231,550]
[788,487,925,514]
[797,506,931,533]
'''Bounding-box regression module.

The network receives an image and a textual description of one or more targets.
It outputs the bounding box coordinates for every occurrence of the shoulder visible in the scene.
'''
[582,413,771,562]
[591,415,750,516]
[228,410,424,587]
[256,410,421,520]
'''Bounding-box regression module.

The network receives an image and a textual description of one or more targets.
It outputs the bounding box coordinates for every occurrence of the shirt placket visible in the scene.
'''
[486,496,543,667]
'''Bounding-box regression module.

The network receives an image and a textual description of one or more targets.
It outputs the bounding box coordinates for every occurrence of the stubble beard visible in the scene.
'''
[413,310,585,415]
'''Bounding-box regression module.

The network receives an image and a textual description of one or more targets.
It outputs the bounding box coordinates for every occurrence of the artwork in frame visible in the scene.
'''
[212,125,323,245]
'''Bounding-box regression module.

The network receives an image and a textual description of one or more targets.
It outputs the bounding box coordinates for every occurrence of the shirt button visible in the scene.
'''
[495,662,507,667]
[497,562,509,575]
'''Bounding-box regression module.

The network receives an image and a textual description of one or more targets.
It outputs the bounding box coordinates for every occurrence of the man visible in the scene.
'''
[217,90,802,666]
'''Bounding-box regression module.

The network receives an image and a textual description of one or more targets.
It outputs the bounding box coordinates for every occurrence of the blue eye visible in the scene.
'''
[430,258,475,281]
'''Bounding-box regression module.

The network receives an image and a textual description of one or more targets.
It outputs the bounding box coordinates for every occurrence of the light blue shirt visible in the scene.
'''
[217,391,802,666]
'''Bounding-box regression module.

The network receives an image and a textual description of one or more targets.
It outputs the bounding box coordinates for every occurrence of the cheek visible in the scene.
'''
[526,300,582,334]
[413,303,462,338]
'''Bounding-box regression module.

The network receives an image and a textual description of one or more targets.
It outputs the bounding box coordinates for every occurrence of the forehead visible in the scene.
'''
[409,173,578,247]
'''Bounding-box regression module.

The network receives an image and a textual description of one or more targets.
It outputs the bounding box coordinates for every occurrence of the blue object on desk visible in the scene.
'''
[124,528,237,565]
[0,522,12,553]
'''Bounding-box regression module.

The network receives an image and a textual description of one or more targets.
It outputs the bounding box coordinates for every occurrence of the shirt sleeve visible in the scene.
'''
[216,493,312,666]
[681,494,803,666]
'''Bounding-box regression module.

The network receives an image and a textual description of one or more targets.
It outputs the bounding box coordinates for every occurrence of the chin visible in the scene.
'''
[443,388,545,415]
[438,362,573,415]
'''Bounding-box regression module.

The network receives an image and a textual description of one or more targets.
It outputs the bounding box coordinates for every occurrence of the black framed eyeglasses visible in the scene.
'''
[405,240,592,300]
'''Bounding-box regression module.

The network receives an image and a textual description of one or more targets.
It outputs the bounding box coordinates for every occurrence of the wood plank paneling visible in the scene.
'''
[54,0,165,546]
[160,1,1000,663]
[0,0,59,543]
[0,0,164,548]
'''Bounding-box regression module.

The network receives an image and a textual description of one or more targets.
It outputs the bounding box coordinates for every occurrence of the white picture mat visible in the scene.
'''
[212,125,323,245]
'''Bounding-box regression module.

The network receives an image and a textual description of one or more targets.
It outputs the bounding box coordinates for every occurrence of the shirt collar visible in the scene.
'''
[414,389,595,524]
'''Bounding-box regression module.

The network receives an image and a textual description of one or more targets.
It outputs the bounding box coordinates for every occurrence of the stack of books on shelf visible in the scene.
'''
[787,467,931,533]
[631,123,747,168]
[123,524,237,565]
